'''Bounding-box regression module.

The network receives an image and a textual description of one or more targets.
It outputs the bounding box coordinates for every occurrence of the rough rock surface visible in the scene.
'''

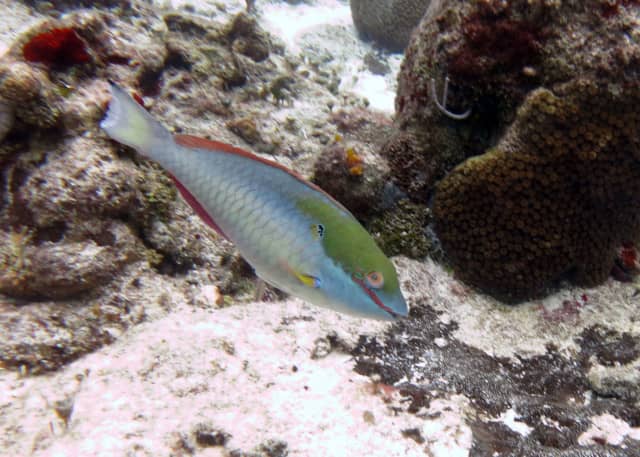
[1,1,639,456]
[1,257,639,456]
[0,0,375,372]
[385,0,640,298]
[350,0,431,51]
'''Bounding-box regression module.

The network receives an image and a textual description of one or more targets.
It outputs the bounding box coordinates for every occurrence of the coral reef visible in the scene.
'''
[433,81,640,299]
[1,3,639,456]
[0,0,378,375]
[311,142,388,221]
[369,199,432,259]
[384,0,640,298]
[350,0,431,51]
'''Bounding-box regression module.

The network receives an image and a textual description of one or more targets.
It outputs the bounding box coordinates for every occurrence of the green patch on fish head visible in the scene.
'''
[296,196,400,298]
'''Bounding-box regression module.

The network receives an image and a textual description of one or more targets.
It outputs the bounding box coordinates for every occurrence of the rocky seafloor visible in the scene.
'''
[0,0,639,456]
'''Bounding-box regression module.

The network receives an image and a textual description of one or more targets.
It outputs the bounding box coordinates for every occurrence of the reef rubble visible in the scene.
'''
[0,1,638,456]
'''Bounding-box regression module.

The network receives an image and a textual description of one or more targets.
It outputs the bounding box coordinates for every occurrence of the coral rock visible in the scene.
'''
[0,61,60,128]
[0,221,140,299]
[350,0,431,51]
[433,81,640,300]
[225,12,271,62]
[385,0,640,299]
[312,143,388,221]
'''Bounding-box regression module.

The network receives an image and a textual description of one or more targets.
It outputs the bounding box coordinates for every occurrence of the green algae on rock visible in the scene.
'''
[369,199,432,259]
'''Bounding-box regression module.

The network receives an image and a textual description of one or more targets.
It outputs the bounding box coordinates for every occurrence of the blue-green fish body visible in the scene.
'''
[101,83,408,320]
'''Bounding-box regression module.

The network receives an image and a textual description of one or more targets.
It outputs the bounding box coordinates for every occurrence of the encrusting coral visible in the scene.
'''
[433,80,640,300]
[381,0,640,299]
[312,142,387,221]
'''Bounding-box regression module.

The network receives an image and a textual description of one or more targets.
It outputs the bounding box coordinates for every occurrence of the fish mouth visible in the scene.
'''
[353,276,401,319]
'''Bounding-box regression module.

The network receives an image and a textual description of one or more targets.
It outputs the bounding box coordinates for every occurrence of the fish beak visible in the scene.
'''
[353,276,409,320]
[385,292,409,320]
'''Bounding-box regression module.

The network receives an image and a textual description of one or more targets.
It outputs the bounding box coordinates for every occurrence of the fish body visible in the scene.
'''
[101,83,408,320]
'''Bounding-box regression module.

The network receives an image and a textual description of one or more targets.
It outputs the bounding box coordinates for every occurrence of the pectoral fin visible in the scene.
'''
[279,260,321,289]
[294,271,321,289]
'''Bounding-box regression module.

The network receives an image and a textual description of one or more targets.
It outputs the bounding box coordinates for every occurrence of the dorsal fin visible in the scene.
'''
[173,134,350,213]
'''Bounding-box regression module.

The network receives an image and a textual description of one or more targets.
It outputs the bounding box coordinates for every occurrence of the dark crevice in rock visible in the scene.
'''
[33,220,67,244]
[578,325,640,367]
[352,304,640,455]
[154,254,194,277]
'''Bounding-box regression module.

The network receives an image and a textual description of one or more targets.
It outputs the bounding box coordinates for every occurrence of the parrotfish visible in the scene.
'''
[101,83,408,320]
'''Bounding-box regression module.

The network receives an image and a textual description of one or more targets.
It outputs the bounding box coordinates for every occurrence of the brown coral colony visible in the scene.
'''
[433,82,640,301]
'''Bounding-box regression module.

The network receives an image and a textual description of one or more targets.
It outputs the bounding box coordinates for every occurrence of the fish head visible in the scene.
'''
[347,256,408,321]
[312,249,408,321]
[296,196,409,320]
[316,225,409,321]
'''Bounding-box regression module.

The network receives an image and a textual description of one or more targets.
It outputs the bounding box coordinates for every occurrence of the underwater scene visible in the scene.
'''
[1,0,640,455]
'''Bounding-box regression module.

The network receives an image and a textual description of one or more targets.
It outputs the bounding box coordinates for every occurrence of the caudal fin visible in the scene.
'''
[100,82,171,154]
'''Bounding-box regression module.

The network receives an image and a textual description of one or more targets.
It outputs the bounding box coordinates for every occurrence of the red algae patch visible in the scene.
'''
[23,27,90,67]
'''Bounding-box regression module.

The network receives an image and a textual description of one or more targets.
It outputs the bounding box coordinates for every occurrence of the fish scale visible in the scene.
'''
[101,83,408,320]
[171,150,317,276]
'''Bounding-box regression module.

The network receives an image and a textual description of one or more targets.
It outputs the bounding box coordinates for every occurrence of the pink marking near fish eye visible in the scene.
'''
[169,173,229,240]
[352,275,397,318]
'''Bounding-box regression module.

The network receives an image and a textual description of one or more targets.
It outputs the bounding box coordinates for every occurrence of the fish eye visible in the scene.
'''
[366,271,384,289]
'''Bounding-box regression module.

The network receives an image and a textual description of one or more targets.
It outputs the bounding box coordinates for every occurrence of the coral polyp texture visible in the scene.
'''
[385,0,640,299]
[433,81,640,300]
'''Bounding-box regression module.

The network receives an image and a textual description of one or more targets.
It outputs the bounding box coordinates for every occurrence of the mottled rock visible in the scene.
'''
[369,199,432,258]
[193,423,231,447]
[225,12,271,62]
[330,106,394,145]
[20,137,142,225]
[350,0,431,51]
[0,221,140,299]
[311,142,388,221]
[0,263,158,373]
[0,61,60,129]
[0,97,14,142]
[353,281,640,455]
[227,116,263,145]
[21,0,131,12]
